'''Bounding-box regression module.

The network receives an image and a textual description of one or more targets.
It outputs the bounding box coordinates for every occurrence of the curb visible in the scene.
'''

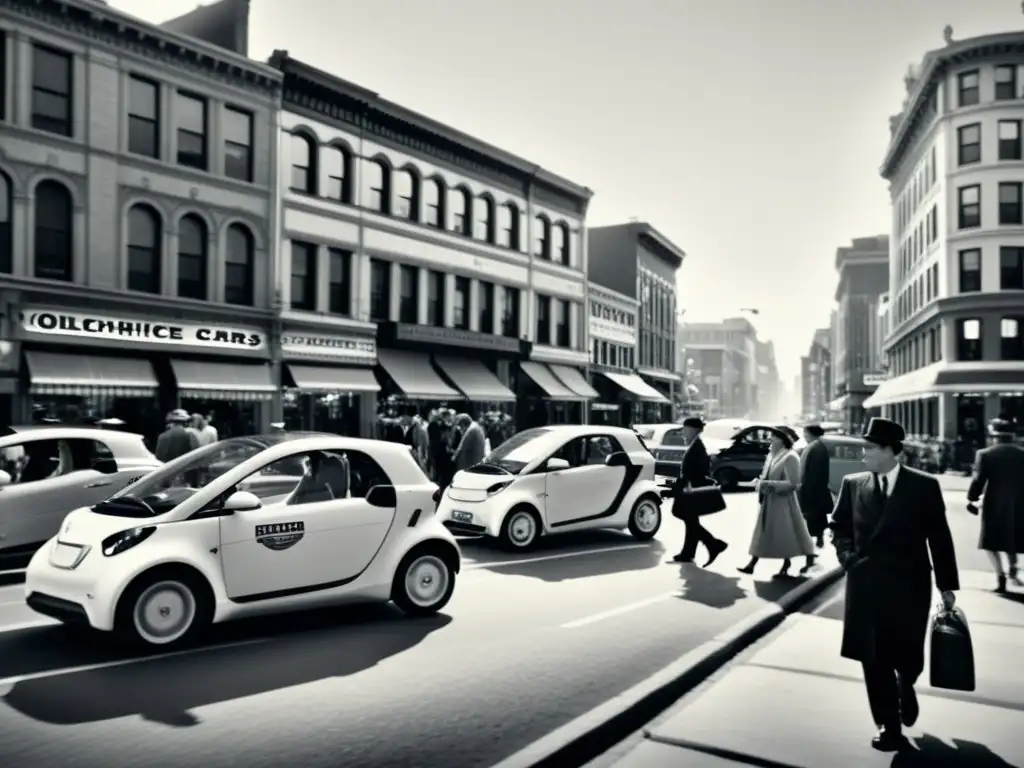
[488,565,845,768]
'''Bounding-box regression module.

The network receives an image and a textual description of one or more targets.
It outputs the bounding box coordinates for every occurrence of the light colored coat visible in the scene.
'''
[748,449,815,559]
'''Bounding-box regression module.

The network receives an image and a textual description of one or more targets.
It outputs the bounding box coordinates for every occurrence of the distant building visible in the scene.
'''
[679,317,758,418]
[801,328,833,420]
[756,340,782,420]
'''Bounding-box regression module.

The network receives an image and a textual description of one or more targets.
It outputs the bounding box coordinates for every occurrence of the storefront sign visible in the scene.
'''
[20,308,266,351]
[280,332,376,362]
[863,373,888,387]
[393,323,522,353]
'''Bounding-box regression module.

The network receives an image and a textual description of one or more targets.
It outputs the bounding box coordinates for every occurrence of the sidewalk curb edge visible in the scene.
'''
[487,564,845,768]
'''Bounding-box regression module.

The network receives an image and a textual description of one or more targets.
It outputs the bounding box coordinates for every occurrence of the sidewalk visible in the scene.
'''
[598,569,1024,767]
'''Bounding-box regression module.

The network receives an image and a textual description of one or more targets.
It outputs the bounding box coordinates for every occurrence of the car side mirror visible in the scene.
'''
[546,457,570,471]
[0,470,10,488]
[222,490,261,512]
[605,451,630,468]
[366,484,397,508]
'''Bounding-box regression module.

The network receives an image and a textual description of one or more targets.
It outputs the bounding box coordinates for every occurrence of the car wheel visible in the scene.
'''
[115,570,210,648]
[392,550,456,617]
[499,506,540,551]
[627,496,661,540]
[713,467,740,491]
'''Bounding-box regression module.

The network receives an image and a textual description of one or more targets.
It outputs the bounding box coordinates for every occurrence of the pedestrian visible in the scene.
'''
[670,417,728,566]
[155,409,199,462]
[798,423,832,548]
[830,417,959,752]
[738,426,816,577]
[967,418,1024,592]
[190,413,218,446]
[452,413,486,471]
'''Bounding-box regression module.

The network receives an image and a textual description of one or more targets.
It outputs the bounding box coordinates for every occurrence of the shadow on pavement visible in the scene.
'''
[893,733,1021,767]
[997,592,1024,606]
[675,564,746,608]
[751,574,810,604]
[473,539,668,581]
[0,609,452,726]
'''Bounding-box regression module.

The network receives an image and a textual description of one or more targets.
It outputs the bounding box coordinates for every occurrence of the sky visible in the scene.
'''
[108,0,1024,381]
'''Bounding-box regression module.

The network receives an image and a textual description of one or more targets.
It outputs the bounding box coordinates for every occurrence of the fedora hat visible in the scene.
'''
[989,418,1014,436]
[166,408,191,423]
[862,417,905,448]
[682,416,705,430]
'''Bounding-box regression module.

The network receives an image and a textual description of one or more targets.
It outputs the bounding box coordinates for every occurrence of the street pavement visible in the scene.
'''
[0,488,838,768]
[587,481,1022,768]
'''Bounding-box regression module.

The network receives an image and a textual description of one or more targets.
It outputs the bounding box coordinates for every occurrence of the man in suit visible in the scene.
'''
[452,413,486,472]
[155,409,199,463]
[830,417,959,752]
[672,417,729,566]
[799,423,832,548]
[967,418,1024,592]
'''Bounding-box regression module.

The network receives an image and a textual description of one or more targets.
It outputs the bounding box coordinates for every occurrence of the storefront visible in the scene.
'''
[517,346,594,428]
[592,369,672,425]
[10,305,274,446]
[638,368,679,422]
[278,328,379,438]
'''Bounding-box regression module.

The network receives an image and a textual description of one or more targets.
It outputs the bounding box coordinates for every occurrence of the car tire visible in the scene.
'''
[114,568,211,649]
[713,467,740,491]
[392,549,456,617]
[499,505,541,551]
[627,496,661,541]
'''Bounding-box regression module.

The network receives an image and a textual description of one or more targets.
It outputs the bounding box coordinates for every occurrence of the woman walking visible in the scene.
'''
[738,426,817,578]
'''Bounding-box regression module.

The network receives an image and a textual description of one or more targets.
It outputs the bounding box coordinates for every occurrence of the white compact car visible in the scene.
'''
[438,425,663,550]
[24,433,460,648]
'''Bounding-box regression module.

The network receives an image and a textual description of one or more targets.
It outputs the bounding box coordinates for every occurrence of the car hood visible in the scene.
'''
[55,505,164,549]
[450,467,514,491]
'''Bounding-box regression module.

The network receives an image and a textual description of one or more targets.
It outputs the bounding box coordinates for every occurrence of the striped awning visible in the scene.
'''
[287,364,380,393]
[549,364,598,399]
[25,351,158,397]
[170,359,277,401]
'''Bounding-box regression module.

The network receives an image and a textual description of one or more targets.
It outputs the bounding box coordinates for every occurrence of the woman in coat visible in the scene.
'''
[738,427,817,577]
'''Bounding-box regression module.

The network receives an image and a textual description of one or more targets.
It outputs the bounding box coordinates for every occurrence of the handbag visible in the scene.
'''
[672,477,727,518]
[929,604,975,691]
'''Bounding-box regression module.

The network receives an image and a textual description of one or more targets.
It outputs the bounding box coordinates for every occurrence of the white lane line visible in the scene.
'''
[560,592,678,629]
[0,637,271,687]
[0,618,62,634]
[465,543,648,570]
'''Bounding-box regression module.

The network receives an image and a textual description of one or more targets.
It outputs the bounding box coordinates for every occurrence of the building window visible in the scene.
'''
[451,187,472,235]
[399,264,418,323]
[555,299,570,347]
[427,270,444,327]
[223,106,253,182]
[956,318,983,361]
[33,180,73,281]
[999,120,1022,160]
[0,172,11,274]
[956,123,981,165]
[1002,317,1024,360]
[536,294,551,344]
[393,168,418,221]
[996,65,1018,101]
[534,216,550,259]
[31,45,72,137]
[177,214,207,301]
[479,281,494,333]
[369,258,390,322]
[324,146,351,202]
[557,223,571,265]
[290,241,316,311]
[127,75,159,158]
[175,92,207,171]
[453,276,470,329]
[550,223,564,267]
[224,224,254,306]
[957,70,979,107]
[957,185,980,229]
[362,159,390,214]
[290,133,316,194]
[506,203,521,250]
[423,178,444,228]
[0,32,6,122]
[126,205,161,294]
[501,286,520,338]
[1000,183,1024,225]
[328,248,351,316]
[1002,246,1024,290]
[470,196,492,243]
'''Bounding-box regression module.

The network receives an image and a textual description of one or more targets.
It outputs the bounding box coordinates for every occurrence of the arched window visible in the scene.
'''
[474,196,495,243]
[393,167,419,221]
[34,180,73,281]
[534,215,551,259]
[450,186,472,235]
[225,223,254,306]
[423,177,445,228]
[550,223,565,266]
[323,145,352,202]
[0,172,11,274]
[290,133,316,194]
[557,222,572,265]
[361,158,390,213]
[178,214,208,300]
[127,204,161,293]
[502,202,520,250]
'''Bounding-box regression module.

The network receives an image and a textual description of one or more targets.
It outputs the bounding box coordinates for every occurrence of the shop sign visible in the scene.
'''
[394,323,521,353]
[863,373,888,387]
[280,332,376,361]
[20,308,266,351]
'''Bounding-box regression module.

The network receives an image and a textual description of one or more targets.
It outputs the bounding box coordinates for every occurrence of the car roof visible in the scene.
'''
[538,424,642,439]
[820,434,866,445]
[0,425,147,442]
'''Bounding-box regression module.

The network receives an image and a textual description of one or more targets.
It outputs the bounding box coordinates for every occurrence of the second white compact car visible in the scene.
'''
[438,425,663,550]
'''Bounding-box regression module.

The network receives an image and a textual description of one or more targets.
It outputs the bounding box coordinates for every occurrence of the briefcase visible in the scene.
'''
[671,479,727,518]
[929,605,976,692]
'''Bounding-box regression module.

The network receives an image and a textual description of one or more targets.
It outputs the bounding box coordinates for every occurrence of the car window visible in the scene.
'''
[829,442,863,460]
[740,428,771,445]
[553,437,587,468]
[68,438,118,475]
[662,429,687,447]
[634,428,654,441]
[584,435,623,465]
[1,439,73,484]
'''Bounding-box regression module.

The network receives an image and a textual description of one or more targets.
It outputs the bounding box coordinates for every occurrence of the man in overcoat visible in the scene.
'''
[799,423,832,548]
[967,418,1024,592]
[829,417,959,752]
[671,417,728,566]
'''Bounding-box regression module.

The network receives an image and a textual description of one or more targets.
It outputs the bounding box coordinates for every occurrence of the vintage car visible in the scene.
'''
[24,434,459,647]
[645,418,757,479]
[817,433,869,495]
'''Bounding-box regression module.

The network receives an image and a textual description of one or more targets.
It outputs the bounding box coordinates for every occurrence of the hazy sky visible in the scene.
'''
[109,0,1022,380]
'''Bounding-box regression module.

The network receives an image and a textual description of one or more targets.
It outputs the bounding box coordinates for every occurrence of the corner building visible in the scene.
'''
[0,0,280,439]
[867,29,1024,441]
[586,281,639,426]
[270,54,594,435]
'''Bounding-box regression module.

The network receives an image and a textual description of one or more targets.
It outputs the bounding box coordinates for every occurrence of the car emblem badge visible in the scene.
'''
[255,521,305,551]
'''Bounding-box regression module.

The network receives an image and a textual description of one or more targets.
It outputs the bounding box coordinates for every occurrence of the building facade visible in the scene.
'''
[866,28,1024,441]
[270,53,593,435]
[679,317,758,419]
[755,339,782,420]
[588,222,683,422]
[0,0,280,441]
[587,282,639,424]
[800,327,832,420]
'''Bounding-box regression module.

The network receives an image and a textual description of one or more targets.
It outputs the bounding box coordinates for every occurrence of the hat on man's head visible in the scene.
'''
[682,417,705,430]
[862,417,905,449]
[803,423,825,438]
[166,408,191,423]
[989,418,1014,436]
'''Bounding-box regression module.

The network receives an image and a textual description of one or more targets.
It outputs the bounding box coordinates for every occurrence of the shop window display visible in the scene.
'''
[282,391,362,437]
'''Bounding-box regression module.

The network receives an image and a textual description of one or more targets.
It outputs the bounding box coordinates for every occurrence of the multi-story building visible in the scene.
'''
[829,236,889,432]
[270,52,593,435]
[755,339,782,420]
[586,282,640,424]
[865,27,1024,440]
[801,327,832,420]
[0,0,280,439]
[588,222,683,422]
[678,317,758,418]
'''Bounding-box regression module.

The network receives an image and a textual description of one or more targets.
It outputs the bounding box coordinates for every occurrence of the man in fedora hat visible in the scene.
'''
[799,423,832,548]
[671,416,728,566]
[830,417,959,751]
[155,408,199,463]
[967,418,1024,592]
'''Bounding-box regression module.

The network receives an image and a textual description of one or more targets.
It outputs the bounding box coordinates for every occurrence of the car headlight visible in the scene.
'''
[486,480,512,496]
[102,526,157,557]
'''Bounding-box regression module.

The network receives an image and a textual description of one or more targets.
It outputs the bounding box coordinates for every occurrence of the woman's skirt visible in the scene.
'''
[749,493,816,559]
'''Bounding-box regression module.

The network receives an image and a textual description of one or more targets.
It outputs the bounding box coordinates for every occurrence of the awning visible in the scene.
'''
[598,371,671,403]
[170,359,276,401]
[434,356,515,401]
[25,351,157,396]
[377,349,460,400]
[862,362,945,409]
[519,361,579,400]
[287,364,380,393]
[934,367,1024,394]
[826,395,848,412]
[549,364,598,399]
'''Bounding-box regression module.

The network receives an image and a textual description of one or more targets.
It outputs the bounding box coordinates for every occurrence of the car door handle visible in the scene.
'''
[85,480,113,488]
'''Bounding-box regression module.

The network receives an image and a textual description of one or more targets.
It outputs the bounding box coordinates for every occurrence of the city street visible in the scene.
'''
[0,487,836,768]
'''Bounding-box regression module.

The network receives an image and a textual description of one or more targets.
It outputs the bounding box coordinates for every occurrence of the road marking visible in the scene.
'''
[0,637,271,688]
[0,618,63,634]
[560,592,677,629]
[465,543,648,570]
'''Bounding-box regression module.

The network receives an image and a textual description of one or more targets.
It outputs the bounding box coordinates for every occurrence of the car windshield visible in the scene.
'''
[91,437,274,518]
[468,428,552,475]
